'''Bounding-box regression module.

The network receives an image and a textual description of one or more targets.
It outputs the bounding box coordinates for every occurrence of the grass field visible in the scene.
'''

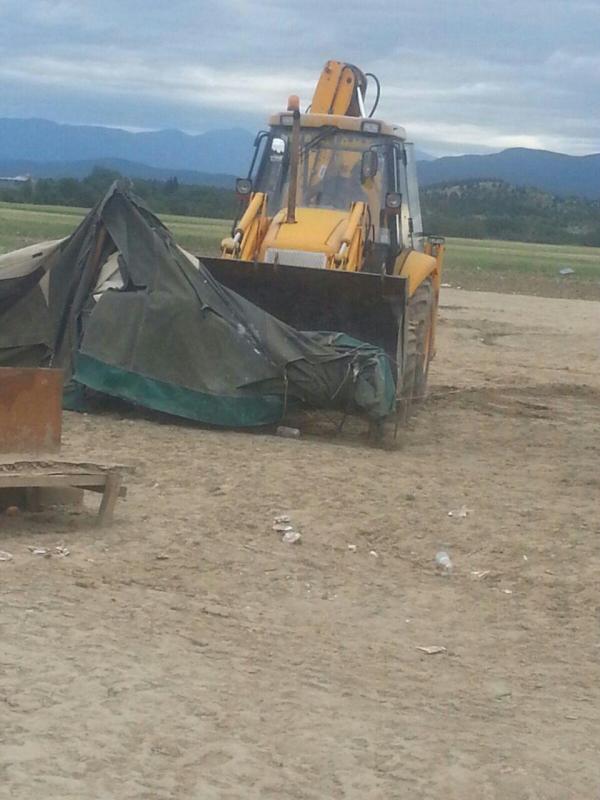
[0,202,230,255]
[445,237,600,280]
[2,201,599,299]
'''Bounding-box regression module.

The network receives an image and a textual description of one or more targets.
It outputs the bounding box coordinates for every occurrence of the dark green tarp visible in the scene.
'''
[0,185,395,426]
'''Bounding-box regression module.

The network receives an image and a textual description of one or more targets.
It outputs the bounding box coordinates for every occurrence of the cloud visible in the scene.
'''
[28,1,97,26]
[0,52,316,112]
[0,0,598,155]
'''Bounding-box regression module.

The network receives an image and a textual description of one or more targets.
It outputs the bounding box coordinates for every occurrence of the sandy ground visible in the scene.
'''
[1,288,600,799]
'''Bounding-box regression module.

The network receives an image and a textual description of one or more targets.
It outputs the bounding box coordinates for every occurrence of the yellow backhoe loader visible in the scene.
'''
[202,60,444,417]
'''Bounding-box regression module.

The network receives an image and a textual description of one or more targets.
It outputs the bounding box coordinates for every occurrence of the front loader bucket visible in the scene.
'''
[201,257,407,370]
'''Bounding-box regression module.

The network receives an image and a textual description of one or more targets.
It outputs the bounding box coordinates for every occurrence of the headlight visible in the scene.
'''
[361,121,381,134]
[235,178,252,196]
[385,191,402,211]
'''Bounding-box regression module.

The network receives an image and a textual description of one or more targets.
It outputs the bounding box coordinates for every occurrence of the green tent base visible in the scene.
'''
[73,352,285,428]
[62,381,87,412]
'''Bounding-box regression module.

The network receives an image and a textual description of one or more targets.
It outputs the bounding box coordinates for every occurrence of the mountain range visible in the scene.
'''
[0,118,598,199]
[418,148,600,200]
[0,118,254,178]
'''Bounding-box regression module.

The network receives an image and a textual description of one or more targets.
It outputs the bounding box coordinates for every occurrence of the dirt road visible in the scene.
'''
[1,289,599,799]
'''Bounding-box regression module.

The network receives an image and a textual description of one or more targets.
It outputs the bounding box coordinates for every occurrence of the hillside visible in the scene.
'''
[418,148,600,199]
[0,157,234,188]
[0,118,254,176]
[421,180,600,246]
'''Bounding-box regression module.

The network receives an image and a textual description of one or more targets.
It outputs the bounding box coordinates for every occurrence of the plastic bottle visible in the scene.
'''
[276,426,301,439]
[435,550,453,573]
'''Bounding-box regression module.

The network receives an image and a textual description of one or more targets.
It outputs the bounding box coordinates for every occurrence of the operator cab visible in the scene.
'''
[237,113,425,274]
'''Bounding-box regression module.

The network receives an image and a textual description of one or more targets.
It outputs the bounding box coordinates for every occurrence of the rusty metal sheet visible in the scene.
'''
[0,368,63,453]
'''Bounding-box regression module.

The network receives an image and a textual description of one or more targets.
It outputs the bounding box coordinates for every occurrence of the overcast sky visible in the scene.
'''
[1,0,599,155]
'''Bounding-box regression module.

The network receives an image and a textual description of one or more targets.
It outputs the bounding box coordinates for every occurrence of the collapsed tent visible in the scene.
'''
[0,185,395,426]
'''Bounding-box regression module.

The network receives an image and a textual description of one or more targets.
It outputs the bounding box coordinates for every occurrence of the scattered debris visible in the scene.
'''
[29,547,50,557]
[5,505,20,517]
[347,544,357,552]
[27,545,70,558]
[75,579,96,589]
[201,604,230,619]
[276,426,301,439]
[559,267,575,276]
[502,588,513,595]
[441,282,452,288]
[369,550,378,558]
[273,514,301,544]
[435,550,453,573]
[156,553,170,560]
[0,550,13,561]
[273,522,294,533]
[492,683,512,699]
[448,505,472,518]
[417,646,447,655]
[471,569,491,580]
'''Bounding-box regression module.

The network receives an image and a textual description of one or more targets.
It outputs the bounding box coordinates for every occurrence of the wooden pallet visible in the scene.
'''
[0,461,127,525]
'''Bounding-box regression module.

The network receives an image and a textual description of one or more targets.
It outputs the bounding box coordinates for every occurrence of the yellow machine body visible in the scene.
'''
[209,60,445,405]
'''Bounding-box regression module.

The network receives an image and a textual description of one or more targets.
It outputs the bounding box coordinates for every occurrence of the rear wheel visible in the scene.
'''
[398,278,434,418]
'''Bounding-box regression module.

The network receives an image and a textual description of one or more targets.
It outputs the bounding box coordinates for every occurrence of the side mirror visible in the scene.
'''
[385,191,402,214]
[361,150,378,181]
[235,178,252,196]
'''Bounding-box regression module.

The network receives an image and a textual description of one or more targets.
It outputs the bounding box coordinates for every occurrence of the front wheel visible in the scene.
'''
[397,278,434,419]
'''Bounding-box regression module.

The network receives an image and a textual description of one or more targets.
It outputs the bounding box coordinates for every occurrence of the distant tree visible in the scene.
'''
[421,180,600,245]
[2,171,599,248]
[165,176,179,194]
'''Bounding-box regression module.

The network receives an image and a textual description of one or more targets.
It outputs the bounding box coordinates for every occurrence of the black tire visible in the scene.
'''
[398,278,434,418]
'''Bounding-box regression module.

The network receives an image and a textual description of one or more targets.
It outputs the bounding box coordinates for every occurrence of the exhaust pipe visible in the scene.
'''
[286,95,301,224]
